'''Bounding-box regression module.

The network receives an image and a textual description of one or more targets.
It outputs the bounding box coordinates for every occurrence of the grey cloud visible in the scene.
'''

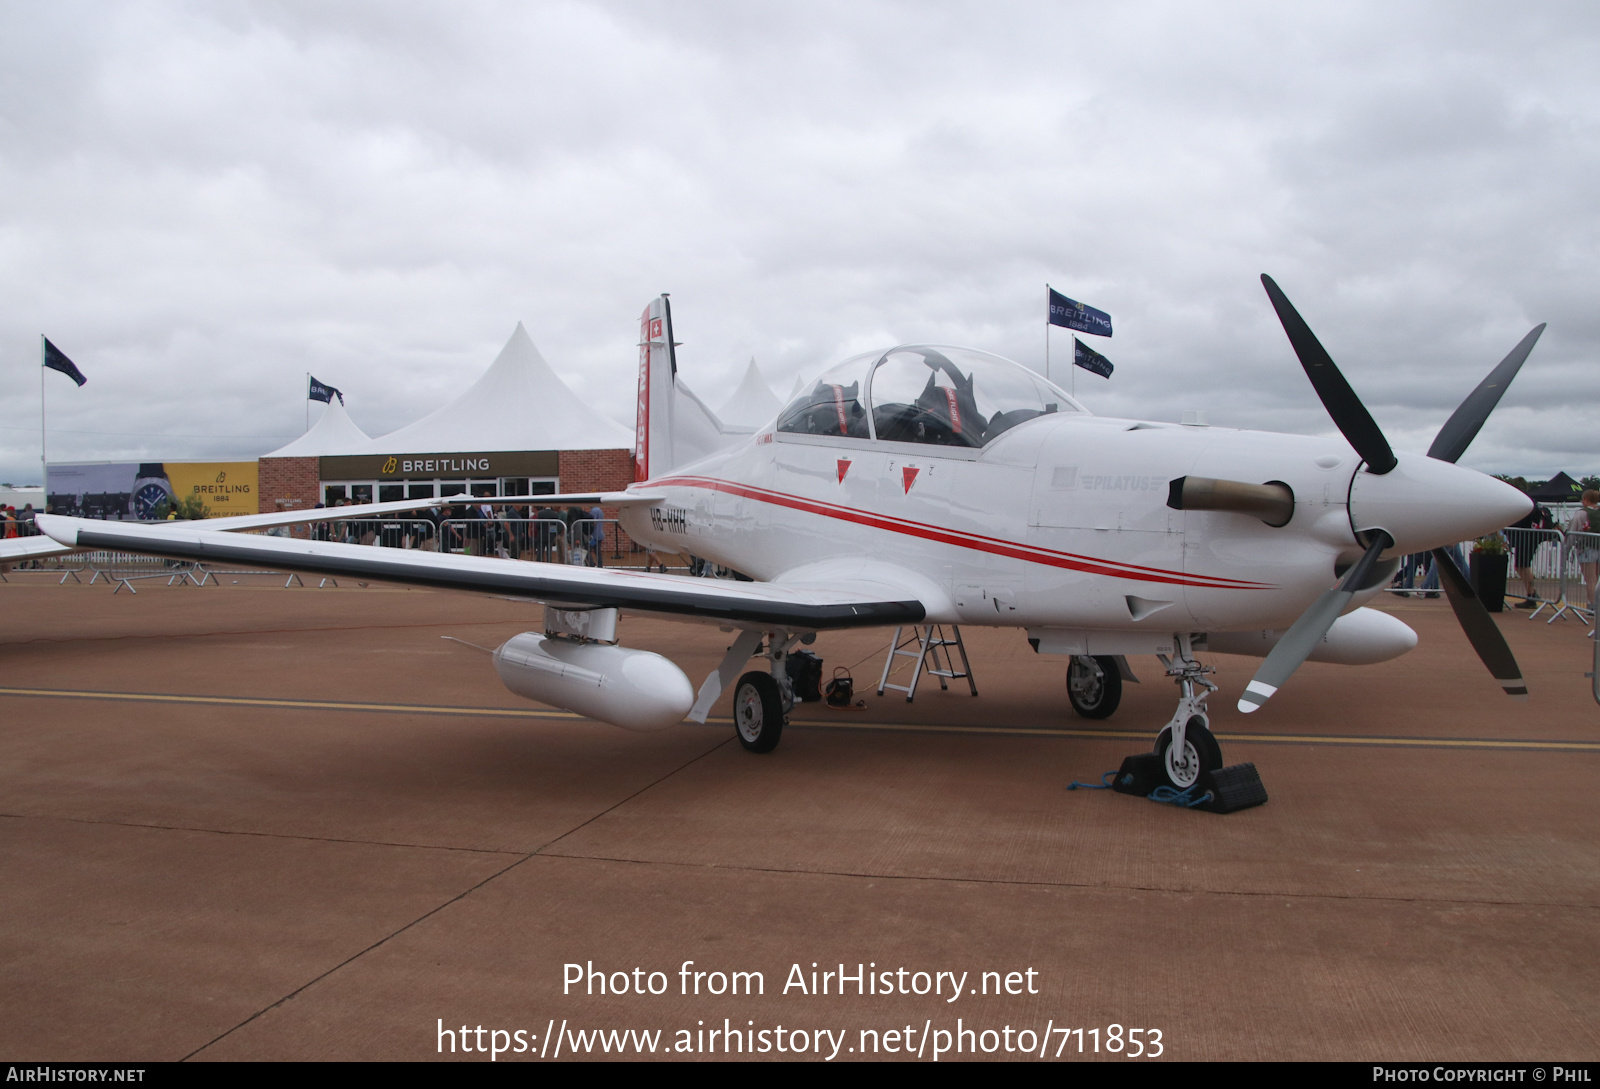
[2,0,1596,483]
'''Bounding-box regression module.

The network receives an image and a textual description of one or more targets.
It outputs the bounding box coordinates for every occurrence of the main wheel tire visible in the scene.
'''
[1154,716,1222,791]
[733,671,785,753]
[1066,655,1123,719]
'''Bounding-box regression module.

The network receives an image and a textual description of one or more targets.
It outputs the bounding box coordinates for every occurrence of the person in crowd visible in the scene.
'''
[451,502,473,553]
[525,505,539,560]
[535,505,558,562]
[587,505,606,567]
[491,503,514,559]
[418,505,441,551]
[1,505,15,539]
[1567,489,1600,604]
[564,506,586,564]
[1507,498,1552,608]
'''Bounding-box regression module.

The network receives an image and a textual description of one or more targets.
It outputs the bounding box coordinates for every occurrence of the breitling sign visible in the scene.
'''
[319,451,559,480]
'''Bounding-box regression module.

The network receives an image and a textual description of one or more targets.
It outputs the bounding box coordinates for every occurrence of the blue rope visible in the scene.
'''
[1067,770,1119,790]
[1148,784,1214,808]
[1069,771,1214,809]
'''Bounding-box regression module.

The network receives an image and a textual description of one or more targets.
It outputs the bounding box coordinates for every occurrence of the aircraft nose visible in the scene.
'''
[1347,453,1531,556]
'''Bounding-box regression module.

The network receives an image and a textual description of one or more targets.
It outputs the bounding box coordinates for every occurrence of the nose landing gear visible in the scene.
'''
[1154,634,1223,790]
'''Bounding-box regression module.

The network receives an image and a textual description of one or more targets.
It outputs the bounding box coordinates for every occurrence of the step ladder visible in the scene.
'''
[876,624,978,702]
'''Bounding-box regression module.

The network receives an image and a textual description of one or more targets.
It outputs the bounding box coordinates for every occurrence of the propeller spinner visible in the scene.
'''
[1239,276,1539,714]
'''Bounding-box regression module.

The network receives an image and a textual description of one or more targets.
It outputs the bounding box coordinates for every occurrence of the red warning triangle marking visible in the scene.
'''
[902,466,920,493]
[837,458,851,483]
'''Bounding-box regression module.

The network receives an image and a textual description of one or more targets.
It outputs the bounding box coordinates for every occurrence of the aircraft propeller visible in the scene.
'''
[1237,276,1540,713]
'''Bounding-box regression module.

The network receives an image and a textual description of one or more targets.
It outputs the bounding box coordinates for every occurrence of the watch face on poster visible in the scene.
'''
[130,464,173,520]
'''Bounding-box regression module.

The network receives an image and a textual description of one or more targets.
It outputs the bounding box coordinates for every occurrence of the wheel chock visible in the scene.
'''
[1105,754,1268,814]
[1199,763,1268,814]
[1111,753,1165,796]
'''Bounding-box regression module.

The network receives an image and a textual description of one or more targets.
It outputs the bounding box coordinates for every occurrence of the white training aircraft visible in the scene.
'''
[9,277,1539,791]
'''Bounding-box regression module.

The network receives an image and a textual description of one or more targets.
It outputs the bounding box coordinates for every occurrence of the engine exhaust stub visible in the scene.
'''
[1167,476,1294,527]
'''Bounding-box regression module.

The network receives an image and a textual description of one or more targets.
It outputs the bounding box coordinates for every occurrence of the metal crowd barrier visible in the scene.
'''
[1379,527,1598,629]
[433,517,644,567]
[1504,527,1566,615]
[1552,530,1600,623]
[437,517,566,560]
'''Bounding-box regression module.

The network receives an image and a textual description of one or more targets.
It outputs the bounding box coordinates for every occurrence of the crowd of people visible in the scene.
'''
[1,503,38,538]
[308,500,616,565]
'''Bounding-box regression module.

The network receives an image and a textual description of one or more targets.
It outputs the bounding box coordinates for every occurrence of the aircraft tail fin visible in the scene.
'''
[634,295,751,483]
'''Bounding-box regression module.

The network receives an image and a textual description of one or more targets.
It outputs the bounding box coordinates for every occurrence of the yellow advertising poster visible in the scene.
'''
[165,461,259,518]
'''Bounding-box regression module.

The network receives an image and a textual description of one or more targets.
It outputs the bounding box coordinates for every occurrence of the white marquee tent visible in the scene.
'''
[354,323,632,454]
[715,358,783,429]
[263,396,372,458]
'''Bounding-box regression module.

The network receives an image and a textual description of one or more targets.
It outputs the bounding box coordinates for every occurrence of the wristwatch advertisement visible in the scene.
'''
[130,463,174,520]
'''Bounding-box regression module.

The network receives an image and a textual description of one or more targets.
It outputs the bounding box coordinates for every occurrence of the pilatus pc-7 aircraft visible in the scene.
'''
[8,277,1540,792]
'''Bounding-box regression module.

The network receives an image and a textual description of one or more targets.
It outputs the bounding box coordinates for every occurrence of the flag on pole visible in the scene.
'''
[308,376,343,404]
[1048,287,1113,337]
[43,338,87,386]
[1072,336,1114,378]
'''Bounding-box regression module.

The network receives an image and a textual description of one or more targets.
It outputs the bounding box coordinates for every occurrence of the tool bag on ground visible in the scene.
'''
[785,650,824,702]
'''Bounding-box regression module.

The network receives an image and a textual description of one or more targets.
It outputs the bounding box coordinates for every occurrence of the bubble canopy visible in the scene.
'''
[774,346,1086,448]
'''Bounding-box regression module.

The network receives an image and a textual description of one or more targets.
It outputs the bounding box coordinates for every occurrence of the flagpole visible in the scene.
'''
[1043,284,1050,385]
[39,335,47,487]
[305,372,310,431]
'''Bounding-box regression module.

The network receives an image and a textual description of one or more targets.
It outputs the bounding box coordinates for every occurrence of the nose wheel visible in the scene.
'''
[1155,635,1224,791]
[1156,715,1221,790]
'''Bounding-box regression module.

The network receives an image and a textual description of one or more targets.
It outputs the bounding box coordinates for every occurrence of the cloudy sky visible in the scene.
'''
[2,0,1596,485]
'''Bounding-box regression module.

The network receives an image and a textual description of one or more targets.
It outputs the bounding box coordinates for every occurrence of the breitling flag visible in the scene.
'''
[1072,336,1114,378]
[1048,287,1113,337]
[43,337,87,386]
[308,375,343,404]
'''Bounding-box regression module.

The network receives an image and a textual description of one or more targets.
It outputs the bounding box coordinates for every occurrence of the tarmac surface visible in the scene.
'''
[1,572,1596,1062]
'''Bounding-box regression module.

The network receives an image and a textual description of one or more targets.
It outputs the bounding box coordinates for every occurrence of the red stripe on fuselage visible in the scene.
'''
[648,474,1272,590]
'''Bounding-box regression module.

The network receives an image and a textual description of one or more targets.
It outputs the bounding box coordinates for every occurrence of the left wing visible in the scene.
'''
[2,491,665,565]
[35,515,924,631]
[197,490,663,533]
[0,535,73,564]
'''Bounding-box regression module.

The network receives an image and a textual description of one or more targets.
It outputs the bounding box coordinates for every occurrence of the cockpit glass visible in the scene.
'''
[773,352,876,439]
[867,346,1083,448]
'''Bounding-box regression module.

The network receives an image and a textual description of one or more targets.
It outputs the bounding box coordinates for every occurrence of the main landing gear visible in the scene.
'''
[1154,634,1223,790]
[1067,655,1123,719]
[730,631,809,753]
[734,671,784,753]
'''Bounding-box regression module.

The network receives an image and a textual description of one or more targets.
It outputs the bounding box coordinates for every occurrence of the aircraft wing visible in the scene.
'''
[196,491,664,533]
[0,535,73,563]
[1,492,663,562]
[34,515,925,631]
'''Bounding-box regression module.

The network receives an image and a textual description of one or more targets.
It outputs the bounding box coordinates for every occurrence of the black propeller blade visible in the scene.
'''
[1238,531,1393,714]
[1427,324,1546,464]
[1246,276,1540,710]
[1432,547,1528,698]
[1260,274,1397,474]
